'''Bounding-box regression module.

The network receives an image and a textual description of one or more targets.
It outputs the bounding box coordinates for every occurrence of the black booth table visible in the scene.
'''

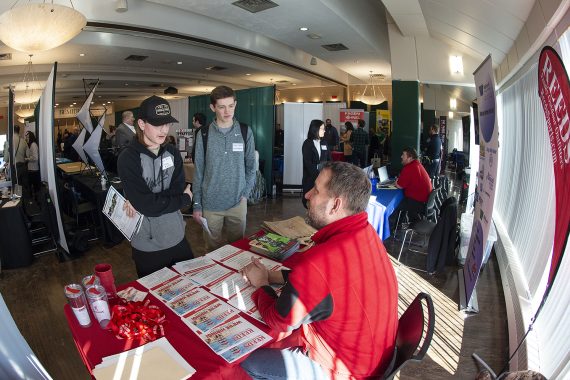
[71,175,124,246]
[0,198,33,269]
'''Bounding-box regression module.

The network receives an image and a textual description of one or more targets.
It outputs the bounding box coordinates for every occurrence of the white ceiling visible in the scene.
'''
[0,0,540,111]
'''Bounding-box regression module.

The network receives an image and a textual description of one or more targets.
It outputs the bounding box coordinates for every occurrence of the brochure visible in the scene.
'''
[206,244,288,271]
[182,298,239,333]
[196,315,267,355]
[151,276,196,303]
[205,271,250,300]
[102,185,143,241]
[137,267,179,290]
[166,287,215,316]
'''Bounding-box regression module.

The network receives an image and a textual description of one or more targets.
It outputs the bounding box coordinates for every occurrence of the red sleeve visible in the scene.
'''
[252,261,332,332]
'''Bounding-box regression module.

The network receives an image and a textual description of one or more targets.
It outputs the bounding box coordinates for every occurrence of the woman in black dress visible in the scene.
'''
[301,119,329,208]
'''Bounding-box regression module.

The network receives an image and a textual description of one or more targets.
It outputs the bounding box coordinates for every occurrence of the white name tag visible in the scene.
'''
[321,145,328,150]
[233,143,244,152]
[162,156,174,169]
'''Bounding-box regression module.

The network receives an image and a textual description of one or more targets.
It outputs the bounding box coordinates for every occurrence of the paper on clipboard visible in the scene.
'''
[102,186,143,241]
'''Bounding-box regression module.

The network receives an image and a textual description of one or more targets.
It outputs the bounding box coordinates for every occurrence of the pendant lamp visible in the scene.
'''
[0,2,86,53]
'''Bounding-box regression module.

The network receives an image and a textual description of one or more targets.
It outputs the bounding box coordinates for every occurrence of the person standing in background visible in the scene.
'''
[323,118,339,151]
[350,119,369,168]
[190,112,206,162]
[192,86,256,251]
[301,119,328,209]
[114,110,136,155]
[6,125,29,194]
[425,125,442,178]
[25,131,40,200]
[340,121,354,164]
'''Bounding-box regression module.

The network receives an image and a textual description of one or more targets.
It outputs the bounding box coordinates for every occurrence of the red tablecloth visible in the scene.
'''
[331,151,345,161]
[64,237,289,379]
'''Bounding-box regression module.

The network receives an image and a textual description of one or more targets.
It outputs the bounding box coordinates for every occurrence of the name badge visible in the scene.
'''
[233,143,244,152]
[321,145,328,150]
[162,156,174,169]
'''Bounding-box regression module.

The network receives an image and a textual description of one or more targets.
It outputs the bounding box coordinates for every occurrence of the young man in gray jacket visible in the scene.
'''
[192,86,256,251]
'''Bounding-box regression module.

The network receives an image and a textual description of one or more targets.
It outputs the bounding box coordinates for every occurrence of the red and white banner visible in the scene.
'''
[339,109,364,123]
[538,46,570,285]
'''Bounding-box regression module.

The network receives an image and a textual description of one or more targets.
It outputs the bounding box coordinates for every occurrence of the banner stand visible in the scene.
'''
[458,269,479,313]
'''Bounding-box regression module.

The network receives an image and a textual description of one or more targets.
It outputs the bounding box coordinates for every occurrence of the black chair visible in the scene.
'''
[394,189,438,238]
[384,292,436,379]
[397,197,458,274]
[27,183,58,256]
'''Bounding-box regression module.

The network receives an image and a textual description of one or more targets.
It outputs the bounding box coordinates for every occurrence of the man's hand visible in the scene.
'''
[241,257,270,288]
[184,184,193,199]
[123,200,137,218]
[192,210,202,224]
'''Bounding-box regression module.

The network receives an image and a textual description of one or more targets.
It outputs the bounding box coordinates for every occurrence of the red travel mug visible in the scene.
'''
[94,263,117,299]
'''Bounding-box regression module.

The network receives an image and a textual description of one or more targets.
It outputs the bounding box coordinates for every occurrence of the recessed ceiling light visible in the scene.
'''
[299,27,308,31]
[245,73,251,76]
[292,83,297,86]
[177,61,183,65]
[72,102,76,105]
[124,83,129,86]
[55,103,59,106]
[90,102,94,104]
[79,53,85,57]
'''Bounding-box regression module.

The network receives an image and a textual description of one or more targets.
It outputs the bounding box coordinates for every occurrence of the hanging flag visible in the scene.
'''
[537,46,570,285]
[83,113,107,177]
[76,83,98,134]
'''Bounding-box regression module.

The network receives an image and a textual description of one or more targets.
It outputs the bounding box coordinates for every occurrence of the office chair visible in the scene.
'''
[384,292,435,380]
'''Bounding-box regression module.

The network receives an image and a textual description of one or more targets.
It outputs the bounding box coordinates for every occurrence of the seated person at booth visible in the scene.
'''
[241,161,398,380]
[389,147,433,230]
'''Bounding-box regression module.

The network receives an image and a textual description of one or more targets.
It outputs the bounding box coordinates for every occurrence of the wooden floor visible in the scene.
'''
[0,190,507,379]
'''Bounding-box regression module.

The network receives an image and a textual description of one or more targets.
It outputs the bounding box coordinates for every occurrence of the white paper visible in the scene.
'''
[102,186,143,241]
[205,272,249,300]
[172,256,217,277]
[93,337,196,380]
[137,267,179,290]
[200,216,212,236]
[207,245,288,272]
[151,276,197,303]
[181,298,239,333]
[166,287,215,316]
[186,262,233,287]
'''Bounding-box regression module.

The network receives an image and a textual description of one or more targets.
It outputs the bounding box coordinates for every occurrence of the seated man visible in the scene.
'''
[390,147,433,229]
[241,161,398,380]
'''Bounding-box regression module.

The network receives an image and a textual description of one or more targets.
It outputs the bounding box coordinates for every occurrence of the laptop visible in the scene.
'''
[377,166,396,188]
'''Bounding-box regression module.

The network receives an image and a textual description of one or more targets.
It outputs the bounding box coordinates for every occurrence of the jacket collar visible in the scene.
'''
[311,212,369,244]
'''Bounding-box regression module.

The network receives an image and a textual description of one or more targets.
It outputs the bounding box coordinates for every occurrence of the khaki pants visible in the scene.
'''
[202,198,247,251]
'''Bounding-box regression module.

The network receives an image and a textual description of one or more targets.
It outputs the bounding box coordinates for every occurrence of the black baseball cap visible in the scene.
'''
[138,95,178,125]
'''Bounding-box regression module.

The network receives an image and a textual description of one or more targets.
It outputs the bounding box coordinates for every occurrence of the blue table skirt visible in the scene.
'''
[366,188,404,240]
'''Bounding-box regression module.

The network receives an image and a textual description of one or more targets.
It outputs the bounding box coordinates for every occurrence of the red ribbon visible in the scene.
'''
[108,300,166,343]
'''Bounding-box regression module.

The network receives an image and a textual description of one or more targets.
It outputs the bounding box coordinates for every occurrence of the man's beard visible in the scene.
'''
[305,200,328,230]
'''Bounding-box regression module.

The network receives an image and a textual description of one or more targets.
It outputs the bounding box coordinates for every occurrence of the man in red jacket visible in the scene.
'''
[389,147,433,230]
[241,161,398,380]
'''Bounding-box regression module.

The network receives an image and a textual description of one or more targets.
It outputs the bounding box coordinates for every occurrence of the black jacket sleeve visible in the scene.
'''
[117,146,191,217]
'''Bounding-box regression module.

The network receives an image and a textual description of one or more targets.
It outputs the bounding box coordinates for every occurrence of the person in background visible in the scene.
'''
[24,131,40,200]
[192,86,256,251]
[301,119,329,209]
[350,118,369,168]
[425,125,442,178]
[190,112,206,162]
[241,161,398,380]
[323,118,339,151]
[340,121,354,163]
[114,110,136,155]
[63,128,79,161]
[6,125,29,193]
[389,147,433,230]
[118,95,193,278]
[167,135,177,147]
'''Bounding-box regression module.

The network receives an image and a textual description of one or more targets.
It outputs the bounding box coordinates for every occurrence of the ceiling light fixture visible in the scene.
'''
[448,111,454,119]
[177,61,183,65]
[449,55,463,75]
[299,27,308,31]
[0,1,86,53]
[450,98,457,110]
[360,71,386,105]
[15,54,42,118]
[79,53,85,57]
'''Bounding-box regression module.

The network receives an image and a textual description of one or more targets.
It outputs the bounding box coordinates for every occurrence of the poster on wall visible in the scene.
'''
[463,55,499,304]
[339,109,364,124]
[537,46,570,286]
[376,109,391,133]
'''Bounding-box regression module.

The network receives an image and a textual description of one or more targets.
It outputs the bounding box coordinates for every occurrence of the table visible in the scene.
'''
[331,151,345,161]
[0,198,33,269]
[57,162,95,175]
[366,188,404,240]
[183,163,195,183]
[71,175,124,246]
[64,238,277,379]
